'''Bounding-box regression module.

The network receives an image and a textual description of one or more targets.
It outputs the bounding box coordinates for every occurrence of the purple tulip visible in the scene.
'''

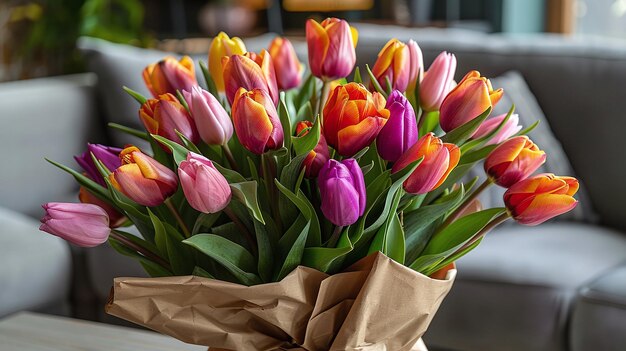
[183,86,233,146]
[178,152,232,213]
[376,90,418,162]
[40,202,110,247]
[74,144,122,186]
[318,159,366,226]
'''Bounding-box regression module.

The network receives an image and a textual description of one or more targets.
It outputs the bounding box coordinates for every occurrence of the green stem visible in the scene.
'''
[262,153,283,233]
[441,178,493,229]
[110,230,171,272]
[456,212,510,256]
[221,143,239,172]
[223,206,258,257]
[327,225,344,248]
[316,80,331,119]
[164,198,191,238]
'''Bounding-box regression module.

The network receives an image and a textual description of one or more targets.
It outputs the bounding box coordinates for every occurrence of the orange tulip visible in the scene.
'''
[392,133,460,194]
[231,88,284,154]
[439,70,503,132]
[371,38,411,92]
[322,82,389,157]
[504,173,579,226]
[306,17,358,81]
[222,50,279,106]
[208,32,246,92]
[139,93,199,144]
[109,146,178,207]
[484,136,546,188]
[142,56,197,97]
[268,37,303,90]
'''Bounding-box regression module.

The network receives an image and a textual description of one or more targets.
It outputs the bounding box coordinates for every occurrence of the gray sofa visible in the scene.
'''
[1,24,625,350]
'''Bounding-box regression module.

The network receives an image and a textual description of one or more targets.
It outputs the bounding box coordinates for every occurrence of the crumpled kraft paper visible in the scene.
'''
[106,252,456,351]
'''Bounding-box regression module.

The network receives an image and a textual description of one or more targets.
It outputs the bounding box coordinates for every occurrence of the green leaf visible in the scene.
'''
[148,209,192,275]
[368,190,404,263]
[275,221,310,281]
[184,234,261,285]
[275,180,322,246]
[151,134,188,165]
[123,86,147,104]
[353,66,362,83]
[230,181,265,224]
[461,145,497,164]
[192,266,214,278]
[192,212,222,235]
[107,123,149,141]
[365,64,388,98]
[199,60,219,97]
[420,111,439,137]
[516,120,540,136]
[294,73,316,110]
[441,107,492,145]
[278,153,308,224]
[302,245,353,273]
[176,131,201,154]
[176,90,191,114]
[296,101,314,125]
[292,117,320,156]
[213,162,247,183]
[279,92,293,152]
[253,217,275,282]
[46,159,111,203]
[460,104,514,154]
[108,238,172,277]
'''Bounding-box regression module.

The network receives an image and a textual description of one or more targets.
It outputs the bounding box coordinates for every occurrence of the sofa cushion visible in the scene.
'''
[0,73,102,217]
[424,223,626,351]
[0,207,72,317]
[570,264,626,351]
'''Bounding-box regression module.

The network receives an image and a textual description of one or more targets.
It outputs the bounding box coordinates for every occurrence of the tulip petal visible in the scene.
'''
[513,194,578,226]
[338,116,384,157]
[306,19,330,78]
[320,177,361,226]
[113,164,166,207]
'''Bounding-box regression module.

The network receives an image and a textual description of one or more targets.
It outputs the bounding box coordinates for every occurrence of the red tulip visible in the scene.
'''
[231,88,284,154]
[139,93,199,144]
[268,37,303,90]
[222,51,279,105]
[306,17,358,81]
[295,121,330,178]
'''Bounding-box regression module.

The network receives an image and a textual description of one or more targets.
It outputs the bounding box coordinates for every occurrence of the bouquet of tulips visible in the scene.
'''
[39,17,580,351]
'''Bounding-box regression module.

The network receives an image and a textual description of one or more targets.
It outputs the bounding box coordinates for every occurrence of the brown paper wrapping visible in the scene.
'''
[106,252,456,351]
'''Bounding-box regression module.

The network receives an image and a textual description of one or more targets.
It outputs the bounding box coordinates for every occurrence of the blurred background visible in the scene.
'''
[1,0,624,81]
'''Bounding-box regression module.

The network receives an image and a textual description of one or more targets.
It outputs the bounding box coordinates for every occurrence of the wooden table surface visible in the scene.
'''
[0,312,206,350]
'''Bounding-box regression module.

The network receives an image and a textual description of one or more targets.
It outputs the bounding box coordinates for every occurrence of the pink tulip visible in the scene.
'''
[306,18,358,81]
[406,40,424,95]
[183,86,233,145]
[472,113,522,145]
[178,152,231,213]
[268,37,303,90]
[139,93,199,144]
[419,52,456,112]
[40,202,110,247]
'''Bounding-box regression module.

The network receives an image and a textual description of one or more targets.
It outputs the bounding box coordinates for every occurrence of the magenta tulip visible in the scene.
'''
[183,86,233,145]
[40,202,110,247]
[419,52,456,112]
[472,113,522,145]
[318,159,366,226]
[376,90,418,162]
[178,152,231,213]
[75,144,122,186]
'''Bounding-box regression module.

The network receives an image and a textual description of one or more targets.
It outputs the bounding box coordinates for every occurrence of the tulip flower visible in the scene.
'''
[439,70,504,132]
[504,173,579,226]
[472,113,522,145]
[78,187,126,228]
[419,52,456,112]
[306,17,358,81]
[392,133,460,194]
[178,152,231,213]
[75,144,122,186]
[406,40,424,96]
[208,32,246,92]
[318,159,366,226]
[40,202,110,247]
[139,93,199,144]
[484,136,547,188]
[376,90,418,162]
[371,39,411,92]
[231,88,284,154]
[142,56,197,97]
[268,37,303,90]
[322,82,389,157]
[109,146,178,207]
[183,86,232,145]
[222,51,279,105]
[295,121,330,178]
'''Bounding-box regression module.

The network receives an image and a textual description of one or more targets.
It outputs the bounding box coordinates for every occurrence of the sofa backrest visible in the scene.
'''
[0,74,104,218]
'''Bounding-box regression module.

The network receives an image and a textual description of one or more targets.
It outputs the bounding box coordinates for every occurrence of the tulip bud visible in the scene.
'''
[376,90,418,162]
[406,40,424,95]
[439,70,504,132]
[419,52,456,112]
[183,86,233,145]
[178,152,231,213]
[504,173,579,226]
[295,121,330,178]
[306,17,358,81]
[268,37,303,90]
[109,146,178,207]
[40,202,110,247]
[371,39,411,92]
[322,82,389,157]
[139,93,199,144]
[222,51,279,105]
[74,144,122,186]
[318,159,366,226]
[231,88,284,154]
[484,136,547,188]
[208,32,247,92]
[392,133,460,194]
[472,113,522,145]
[78,187,126,228]
[142,56,197,97]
